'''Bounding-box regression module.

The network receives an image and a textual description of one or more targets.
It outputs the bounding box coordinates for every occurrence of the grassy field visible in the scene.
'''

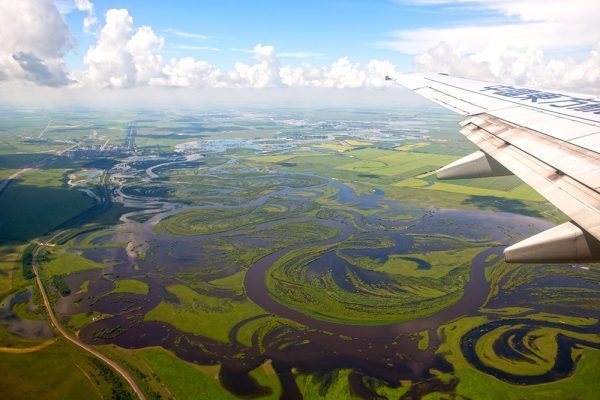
[96,346,282,400]
[0,243,29,297]
[39,249,106,276]
[145,284,264,342]
[140,348,282,400]
[111,279,149,295]
[0,333,131,400]
[245,145,557,220]
[341,246,486,278]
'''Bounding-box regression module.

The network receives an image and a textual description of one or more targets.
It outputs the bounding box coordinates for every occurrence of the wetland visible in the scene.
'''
[1,108,599,399]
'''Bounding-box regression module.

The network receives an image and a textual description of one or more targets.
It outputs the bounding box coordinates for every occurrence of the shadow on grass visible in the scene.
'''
[0,180,138,243]
[462,195,543,218]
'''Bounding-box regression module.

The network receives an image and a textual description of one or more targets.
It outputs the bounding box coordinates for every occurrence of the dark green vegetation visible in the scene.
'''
[0,168,95,242]
[52,275,71,296]
[21,244,36,279]
[0,108,598,399]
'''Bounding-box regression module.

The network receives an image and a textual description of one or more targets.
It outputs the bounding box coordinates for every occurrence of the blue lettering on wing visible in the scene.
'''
[481,85,600,114]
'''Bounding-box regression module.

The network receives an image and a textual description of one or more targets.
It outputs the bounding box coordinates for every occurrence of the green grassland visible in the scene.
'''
[39,248,106,276]
[0,330,133,400]
[68,312,112,331]
[475,324,600,379]
[0,243,30,297]
[233,315,305,348]
[159,167,324,207]
[111,279,149,295]
[295,369,360,399]
[97,345,282,400]
[145,284,265,342]
[245,144,560,221]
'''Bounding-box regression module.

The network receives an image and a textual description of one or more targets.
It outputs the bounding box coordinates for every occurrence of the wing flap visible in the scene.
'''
[463,114,600,192]
[460,119,600,240]
[486,106,600,143]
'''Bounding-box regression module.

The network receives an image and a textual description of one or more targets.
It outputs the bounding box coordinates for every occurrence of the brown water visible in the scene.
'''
[56,164,585,398]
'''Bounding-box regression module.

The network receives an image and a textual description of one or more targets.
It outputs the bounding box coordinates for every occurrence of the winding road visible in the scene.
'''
[32,235,146,400]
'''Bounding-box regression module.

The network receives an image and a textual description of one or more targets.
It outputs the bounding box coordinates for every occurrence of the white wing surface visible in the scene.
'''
[397,73,600,263]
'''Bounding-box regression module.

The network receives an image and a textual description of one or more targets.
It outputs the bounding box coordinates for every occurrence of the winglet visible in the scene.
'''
[504,222,600,264]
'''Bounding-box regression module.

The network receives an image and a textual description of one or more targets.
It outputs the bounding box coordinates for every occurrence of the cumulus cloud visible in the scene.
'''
[80,10,397,90]
[281,58,398,89]
[0,0,73,86]
[74,0,98,32]
[12,52,73,87]
[386,0,600,93]
[413,42,600,93]
[225,44,282,88]
[7,2,594,94]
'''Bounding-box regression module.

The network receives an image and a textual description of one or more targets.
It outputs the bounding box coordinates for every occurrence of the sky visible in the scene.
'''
[0,0,598,105]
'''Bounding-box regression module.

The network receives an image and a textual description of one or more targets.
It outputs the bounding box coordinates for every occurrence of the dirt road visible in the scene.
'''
[32,240,146,400]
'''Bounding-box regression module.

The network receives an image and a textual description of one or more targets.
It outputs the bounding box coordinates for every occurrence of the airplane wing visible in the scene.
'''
[396,73,600,263]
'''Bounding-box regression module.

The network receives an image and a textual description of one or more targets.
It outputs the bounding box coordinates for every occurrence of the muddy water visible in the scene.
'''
[0,287,54,339]
[60,165,578,397]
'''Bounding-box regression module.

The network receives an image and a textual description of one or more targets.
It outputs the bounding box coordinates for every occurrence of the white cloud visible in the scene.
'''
[225,44,282,88]
[279,52,323,59]
[281,58,398,89]
[386,0,600,93]
[83,9,142,88]
[80,11,398,90]
[385,1,600,55]
[413,41,600,93]
[166,29,210,40]
[74,0,94,13]
[0,0,73,86]
[74,0,98,32]
[154,58,220,88]
[83,15,98,32]
[172,45,220,52]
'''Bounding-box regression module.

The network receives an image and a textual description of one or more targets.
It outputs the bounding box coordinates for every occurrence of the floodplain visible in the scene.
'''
[0,107,599,399]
